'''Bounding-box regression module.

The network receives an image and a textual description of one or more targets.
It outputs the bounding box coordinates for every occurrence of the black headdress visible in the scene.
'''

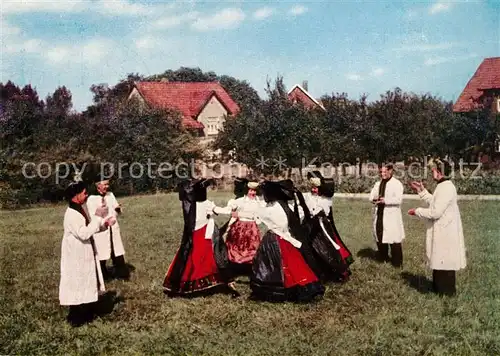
[65,180,86,201]
[307,170,335,198]
[233,177,249,199]
[192,178,215,202]
[260,179,295,203]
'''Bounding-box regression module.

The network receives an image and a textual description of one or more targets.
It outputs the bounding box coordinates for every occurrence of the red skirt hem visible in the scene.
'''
[163,224,225,294]
[278,238,319,288]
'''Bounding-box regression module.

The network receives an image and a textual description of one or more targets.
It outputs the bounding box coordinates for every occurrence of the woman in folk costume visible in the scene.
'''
[59,176,116,327]
[369,164,405,267]
[299,171,354,282]
[217,177,263,271]
[163,178,240,298]
[86,174,129,280]
[233,179,325,302]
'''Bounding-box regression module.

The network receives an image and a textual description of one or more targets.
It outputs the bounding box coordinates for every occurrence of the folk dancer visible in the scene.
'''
[408,157,467,296]
[369,164,405,267]
[299,171,354,282]
[233,179,325,302]
[59,177,116,326]
[163,178,240,298]
[87,176,129,280]
[217,177,263,274]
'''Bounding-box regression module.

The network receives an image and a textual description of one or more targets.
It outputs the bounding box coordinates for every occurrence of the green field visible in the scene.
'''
[1,192,499,355]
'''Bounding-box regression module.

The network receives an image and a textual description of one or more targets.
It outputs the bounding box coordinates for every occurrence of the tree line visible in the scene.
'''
[1,67,498,208]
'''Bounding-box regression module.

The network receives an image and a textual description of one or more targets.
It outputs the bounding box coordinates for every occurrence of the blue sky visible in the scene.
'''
[1,0,499,112]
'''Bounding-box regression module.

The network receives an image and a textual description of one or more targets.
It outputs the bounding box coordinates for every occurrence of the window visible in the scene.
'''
[205,116,219,135]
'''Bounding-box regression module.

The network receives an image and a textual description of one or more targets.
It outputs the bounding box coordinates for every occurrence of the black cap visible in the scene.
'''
[233,177,248,198]
[307,170,324,180]
[261,179,296,202]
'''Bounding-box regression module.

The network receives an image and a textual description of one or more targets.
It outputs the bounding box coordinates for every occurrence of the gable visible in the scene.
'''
[287,85,325,110]
[453,57,500,112]
[197,94,228,118]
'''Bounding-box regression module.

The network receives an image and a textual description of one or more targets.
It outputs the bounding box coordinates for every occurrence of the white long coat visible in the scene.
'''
[86,193,125,261]
[59,207,106,306]
[414,180,467,271]
[369,177,405,244]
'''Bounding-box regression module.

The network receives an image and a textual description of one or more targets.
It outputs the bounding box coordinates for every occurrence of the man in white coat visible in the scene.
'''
[369,164,405,267]
[86,178,129,280]
[59,178,116,326]
[408,158,466,296]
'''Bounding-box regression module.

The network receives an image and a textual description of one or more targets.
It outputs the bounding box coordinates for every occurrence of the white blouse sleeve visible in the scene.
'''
[213,198,237,215]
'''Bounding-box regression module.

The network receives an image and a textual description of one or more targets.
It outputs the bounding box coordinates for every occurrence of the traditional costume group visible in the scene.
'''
[58,157,467,327]
[161,173,354,303]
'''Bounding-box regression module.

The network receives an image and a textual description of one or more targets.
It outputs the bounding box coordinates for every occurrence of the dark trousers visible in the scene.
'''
[67,303,95,327]
[100,254,128,280]
[377,242,403,267]
[432,270,456,296]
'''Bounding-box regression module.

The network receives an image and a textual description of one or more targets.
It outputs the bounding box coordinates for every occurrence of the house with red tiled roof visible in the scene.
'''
[127,80,240,142]
[453,57,500,114]
[287,81,325,111]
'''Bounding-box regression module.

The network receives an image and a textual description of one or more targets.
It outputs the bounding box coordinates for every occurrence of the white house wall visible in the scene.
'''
[197,95,228,138]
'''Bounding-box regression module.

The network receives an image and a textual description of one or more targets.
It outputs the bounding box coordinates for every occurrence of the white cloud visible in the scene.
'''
[346,73,363,81]
[289,5,308,16]
[191,8,245,31]
[1,0,171,16]
[43,39,113,65]
[152,12,200,29]
[393,42,458,52]
[135,36,163,49]
[94,0,154,16]
[2,39,43,54]
[429,1,453,15]
[81,39,111,64]
[370,68,385,77]
[0,16,21,36]
[1,0,87,14]
[45,47,71,63]
[424,53,478,66]
[253,7,274,20]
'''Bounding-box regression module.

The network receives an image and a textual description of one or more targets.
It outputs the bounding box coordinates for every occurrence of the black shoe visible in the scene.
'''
[227,284,241,298]
[67,305,94,327]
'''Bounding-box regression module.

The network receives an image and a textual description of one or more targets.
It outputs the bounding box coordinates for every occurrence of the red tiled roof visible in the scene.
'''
[453,57,500,112]
[133,81,240,129]
[287,85,325,110]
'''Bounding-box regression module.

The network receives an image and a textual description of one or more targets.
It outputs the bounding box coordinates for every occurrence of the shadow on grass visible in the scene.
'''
[357,247,384,263]
[94,290,125,318]
[400,272,434,294]
[103,263,136,282]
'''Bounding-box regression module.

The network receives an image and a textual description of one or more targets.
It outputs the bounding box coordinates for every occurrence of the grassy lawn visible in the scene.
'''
[1,192,499,355]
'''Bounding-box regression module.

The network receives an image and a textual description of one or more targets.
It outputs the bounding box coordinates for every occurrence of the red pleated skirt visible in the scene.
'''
[164,224,225,294]
[226,220,261,264]
[278,237,319,288]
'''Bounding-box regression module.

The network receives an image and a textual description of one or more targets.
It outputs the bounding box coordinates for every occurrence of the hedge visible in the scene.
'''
[2,168,500,210]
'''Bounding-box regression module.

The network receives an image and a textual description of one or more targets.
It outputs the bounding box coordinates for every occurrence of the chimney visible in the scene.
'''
[302,80,308,91]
